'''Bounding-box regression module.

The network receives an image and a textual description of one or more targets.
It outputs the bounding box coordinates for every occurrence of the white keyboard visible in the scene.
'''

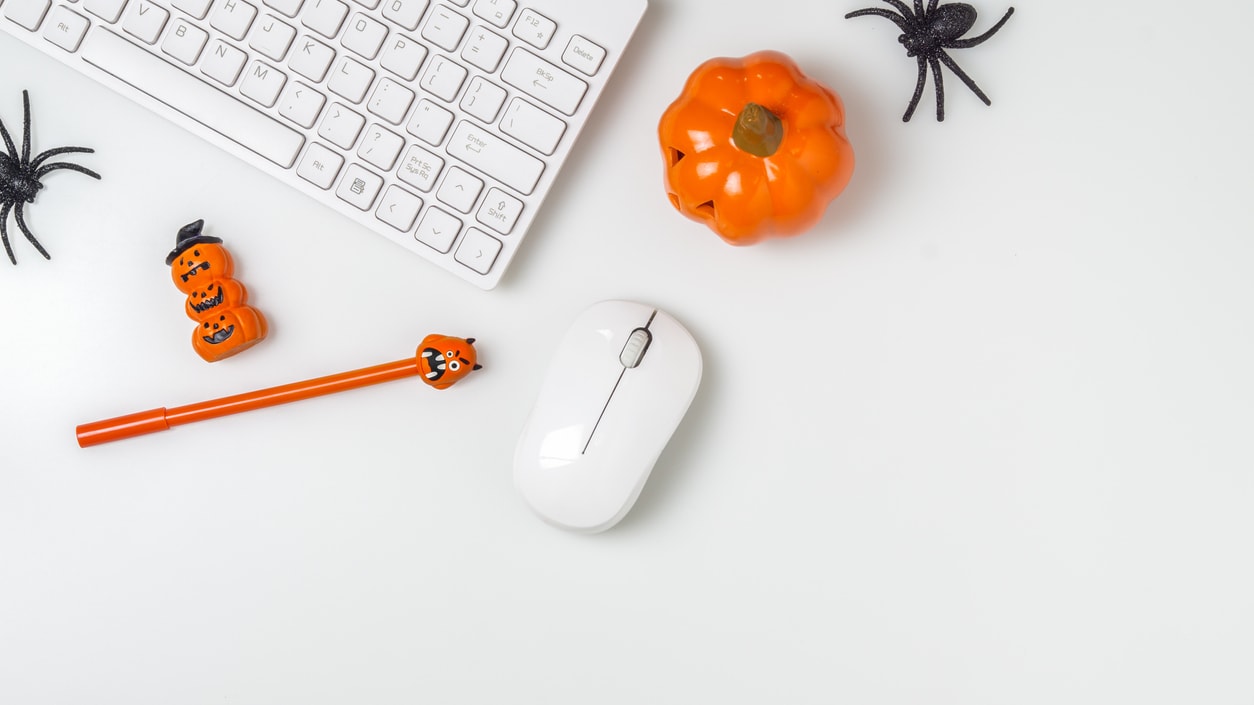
[0,0,647,289]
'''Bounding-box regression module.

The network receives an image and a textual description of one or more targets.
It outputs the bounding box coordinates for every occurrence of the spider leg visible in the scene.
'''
[930,55,947,121]
[0,113,16,161]
[879,0,916,22]
[946,7,1014,48]
[937,49,991,105]
[1,202,15,265]
[21,90,32,164]
[902,55,928,122]
[845,7,910,31]
[927,0,939,12]
[13,202,51,260]
[36,161,102,180]
[31,146,96,169]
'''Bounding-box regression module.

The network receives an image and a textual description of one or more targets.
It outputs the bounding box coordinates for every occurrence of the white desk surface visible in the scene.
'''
[3,0,1252,702]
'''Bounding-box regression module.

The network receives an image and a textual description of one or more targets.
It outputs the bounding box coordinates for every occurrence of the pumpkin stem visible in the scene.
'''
[732,103,784,158]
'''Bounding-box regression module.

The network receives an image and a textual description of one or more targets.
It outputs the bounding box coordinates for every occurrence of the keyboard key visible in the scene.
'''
[471,0,514,29]
[380,33,426,80]
[562,35,606,76]
[211,0,258,40]
[350,0,380,10]
[460,76,506,123]
[397,145,443,192]
[161,18,209,64]
[297,142,344,188]
[262,0,304,18]
[499,98,565,155]
[436,166,483,213]
[241,60,288,107]
[174,0,215,20]
[512,7,554,49]
[82,28,305,167]
[501,48,587,116]
[250,15,297,61]
[405,99,453,145]
[327,56,375,103]
[341,12,386,59]
[461,26,506,72]
[42,6,89,51]
[375,185,422,232]
[335,163,383,209]
[475,187,522,234]
[317,102,364,148]
[201,39,248,85]
[357,123,404,169]
[454,228,500,274]
[447,120,543,195]
[415,207,461,253]
[381,0,426,31]
[83,0,125,23]
[278,81,326,127]
[420,55,466,102]
[366,77,414,124]
[122,1,168,44]
[301,0,347,38]
[420,4,466,51]
[288,34,335,81]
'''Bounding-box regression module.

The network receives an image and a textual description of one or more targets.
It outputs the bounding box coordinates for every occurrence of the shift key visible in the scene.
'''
[447,121,544,195]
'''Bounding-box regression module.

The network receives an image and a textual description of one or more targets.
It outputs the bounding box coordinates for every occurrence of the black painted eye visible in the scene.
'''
[219,315,225,320]
[203,322,209,328]
[449,361,461,371]
[193,249,200,257]
[445,351,454,358]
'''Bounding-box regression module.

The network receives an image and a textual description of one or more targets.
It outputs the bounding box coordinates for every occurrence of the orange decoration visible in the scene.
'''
[417,334,481,390]
[167,220,268,362]
[658,51,855,245]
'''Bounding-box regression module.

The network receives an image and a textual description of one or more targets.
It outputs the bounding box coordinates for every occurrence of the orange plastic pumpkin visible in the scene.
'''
[170,241,233,293]
[191,308,268,362]
[658,51,855,245]
[417,334,482,390]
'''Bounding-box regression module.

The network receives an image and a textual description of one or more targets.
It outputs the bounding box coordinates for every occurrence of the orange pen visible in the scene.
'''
[77,334,482,448]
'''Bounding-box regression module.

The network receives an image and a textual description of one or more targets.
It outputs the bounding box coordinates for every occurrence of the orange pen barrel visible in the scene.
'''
[76,358,420,447]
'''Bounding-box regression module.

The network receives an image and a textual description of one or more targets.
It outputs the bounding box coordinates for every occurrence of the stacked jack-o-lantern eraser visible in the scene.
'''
[166,219,268,362]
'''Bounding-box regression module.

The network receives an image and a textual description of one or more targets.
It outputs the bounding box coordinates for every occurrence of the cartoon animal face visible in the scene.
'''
[417,334,481,390]
[191,306,268,362]
[171,243,233,294]
[185,279,247,320]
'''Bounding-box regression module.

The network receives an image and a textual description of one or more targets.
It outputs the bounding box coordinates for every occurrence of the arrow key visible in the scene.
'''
[415,207,462,253]
[455,228,502,275]
[375,185,423,232]
[436,166,484,214]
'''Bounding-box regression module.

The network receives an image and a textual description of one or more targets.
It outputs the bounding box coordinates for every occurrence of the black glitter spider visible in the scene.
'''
[846,0,1014,122]
[1,90,100,264]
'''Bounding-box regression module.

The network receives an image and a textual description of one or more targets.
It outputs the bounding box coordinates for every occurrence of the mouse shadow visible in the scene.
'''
[609,326,722,535]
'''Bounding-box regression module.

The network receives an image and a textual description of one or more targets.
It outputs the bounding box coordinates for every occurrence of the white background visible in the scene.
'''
[3,0,1253,703]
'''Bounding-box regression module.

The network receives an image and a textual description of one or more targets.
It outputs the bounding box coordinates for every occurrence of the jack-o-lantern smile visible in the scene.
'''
[201,320,235,345]
[190,284,225,314]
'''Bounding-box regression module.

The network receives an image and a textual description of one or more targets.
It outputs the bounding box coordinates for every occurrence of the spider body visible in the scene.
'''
[846,0,1014,122]
[1,90,100,264]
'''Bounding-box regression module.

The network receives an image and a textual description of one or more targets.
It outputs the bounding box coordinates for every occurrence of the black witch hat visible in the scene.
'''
[165,219,223,265]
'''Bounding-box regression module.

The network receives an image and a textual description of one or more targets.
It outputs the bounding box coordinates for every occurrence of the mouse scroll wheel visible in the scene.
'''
[619,328,652,369]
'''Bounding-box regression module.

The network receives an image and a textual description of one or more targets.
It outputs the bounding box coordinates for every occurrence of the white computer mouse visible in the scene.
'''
[513,300,703,533]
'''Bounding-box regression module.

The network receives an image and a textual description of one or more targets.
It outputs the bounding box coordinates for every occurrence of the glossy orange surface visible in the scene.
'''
[658,50,856,245]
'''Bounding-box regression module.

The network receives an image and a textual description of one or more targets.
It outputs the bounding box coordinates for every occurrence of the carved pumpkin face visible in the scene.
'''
[185,279,247,320]
[417,334,482,390]
[171,243,233,294]
[191,306,268,362]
